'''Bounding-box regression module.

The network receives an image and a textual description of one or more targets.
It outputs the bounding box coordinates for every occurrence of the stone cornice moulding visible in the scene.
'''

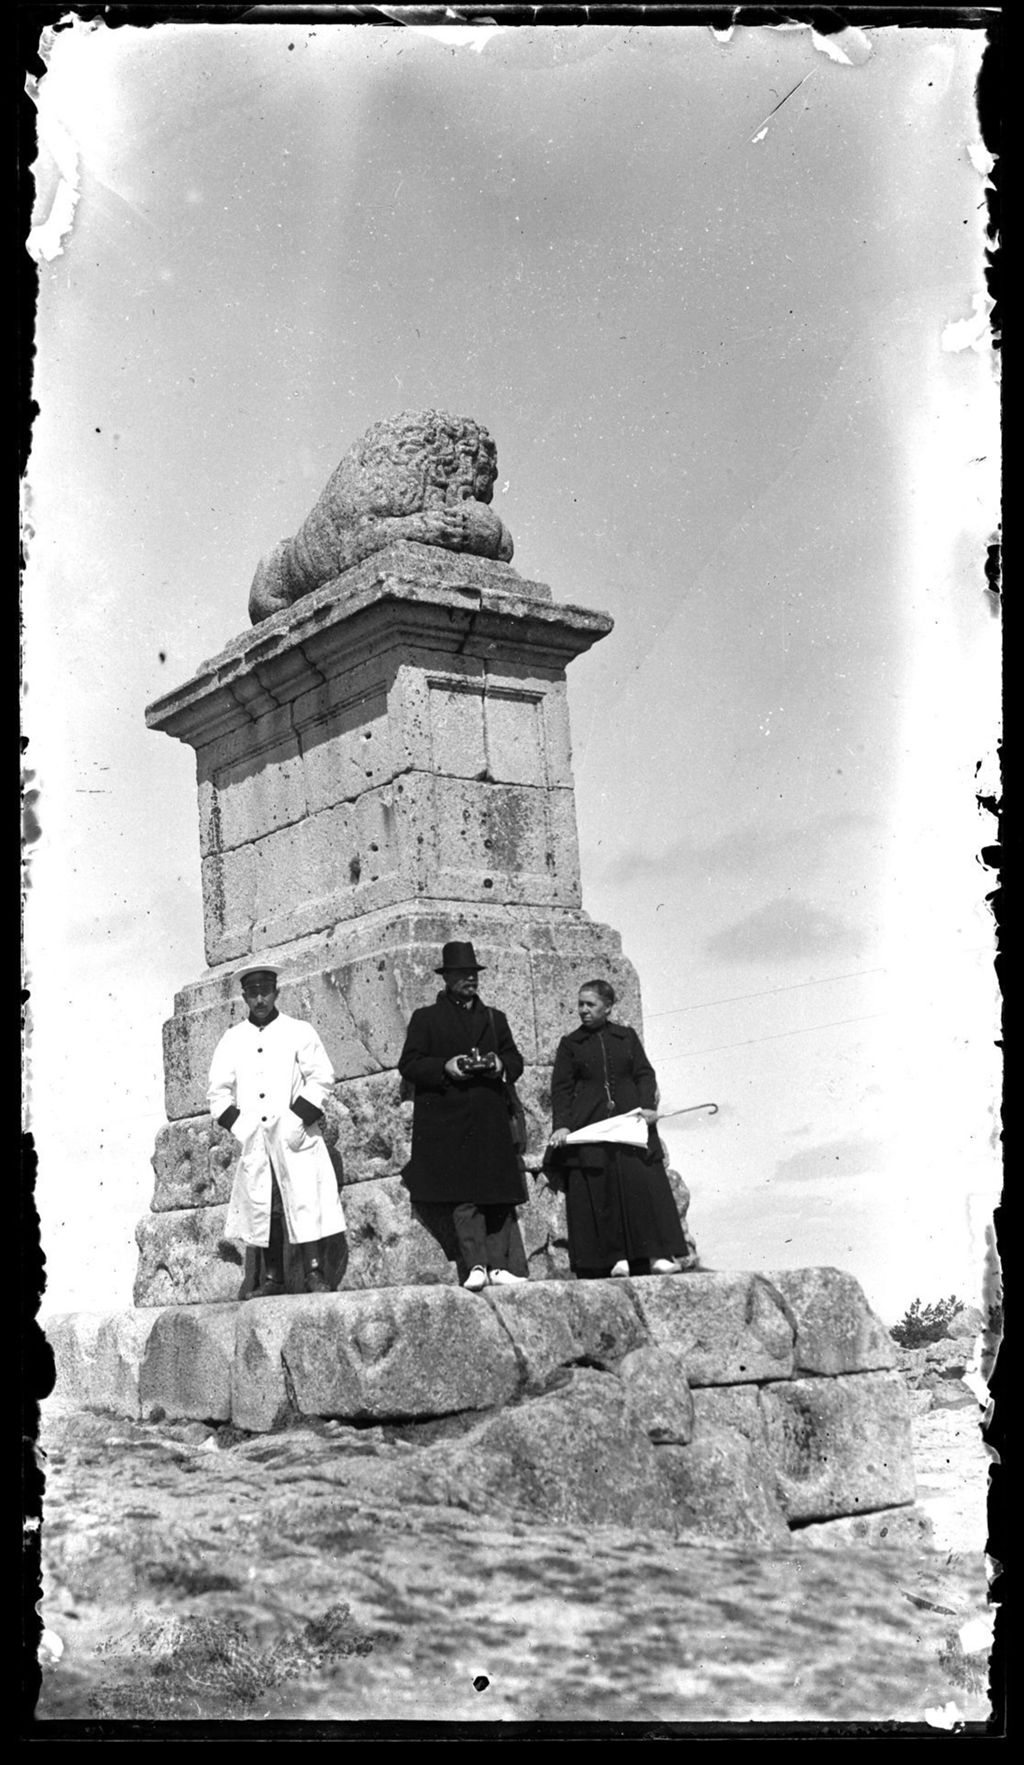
[147,545,614,752]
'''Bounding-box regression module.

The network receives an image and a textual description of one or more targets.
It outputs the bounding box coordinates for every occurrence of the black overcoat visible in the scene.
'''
[399,991,527,1205]
[548,1020,686,1269]
[550,1021,660,1169]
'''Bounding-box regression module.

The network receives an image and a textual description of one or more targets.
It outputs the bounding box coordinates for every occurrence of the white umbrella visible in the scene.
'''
[563,1110,650,1148]
[562,1102,719,1148]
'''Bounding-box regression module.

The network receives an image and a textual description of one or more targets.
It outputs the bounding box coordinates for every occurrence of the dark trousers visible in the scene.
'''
[452,1202,515,1273]
[264,1168,323,1276]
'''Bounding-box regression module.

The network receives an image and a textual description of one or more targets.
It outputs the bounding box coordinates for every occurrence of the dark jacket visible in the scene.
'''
[550,1021,660,1170]
[399,991,527,1205]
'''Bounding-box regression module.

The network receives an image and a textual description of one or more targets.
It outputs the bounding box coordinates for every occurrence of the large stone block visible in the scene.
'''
[616,1345,695,1444]
[517,1171,572,1276]
[92,1312,161,1419]
[794,1507,935,1551]
[201,725,308,856]
[134,1206,243,1308]
[420,774,582,909]
[629,1272,794,1385]
[231,1286,522,1432]
[765,1268,899,1376]
[43,1312,107,1415]
[340,1180,458,1289]
[150,1117,239,1211]
[438,1366,676,1532]
[42,1310,160,1420]
[759,1372,916,1523]
[322,1075,411,1185]
[297,676,394,813]
[658,1430,793,1548]
[138,1305,237,1422]
[690,1382,767,1443]
[482,1278,648,1387]
[390,656,575,790]
[200,845,257,966]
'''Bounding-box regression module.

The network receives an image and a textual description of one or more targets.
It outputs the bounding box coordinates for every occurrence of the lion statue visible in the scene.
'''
[248,409,514,624]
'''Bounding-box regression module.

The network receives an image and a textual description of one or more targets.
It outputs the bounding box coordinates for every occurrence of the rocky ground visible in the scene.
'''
[32,1392,996,1728]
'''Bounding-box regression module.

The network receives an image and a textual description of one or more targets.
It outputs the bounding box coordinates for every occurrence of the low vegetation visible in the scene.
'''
[889,1296,965,1350]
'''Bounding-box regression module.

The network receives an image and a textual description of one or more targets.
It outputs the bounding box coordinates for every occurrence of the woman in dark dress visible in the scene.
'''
[547,979,688,1278]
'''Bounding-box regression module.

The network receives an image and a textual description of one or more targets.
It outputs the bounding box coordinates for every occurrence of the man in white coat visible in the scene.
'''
[208,965,346,1296]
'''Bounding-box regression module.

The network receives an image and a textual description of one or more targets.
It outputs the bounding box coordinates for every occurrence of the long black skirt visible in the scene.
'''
[562,1148,688,1274]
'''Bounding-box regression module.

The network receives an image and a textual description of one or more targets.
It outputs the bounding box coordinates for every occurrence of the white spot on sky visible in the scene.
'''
[941,293,992,355]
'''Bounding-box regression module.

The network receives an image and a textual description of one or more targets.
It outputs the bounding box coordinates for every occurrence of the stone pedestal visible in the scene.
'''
[45,1269,920,1548]
[137,544,686,1302]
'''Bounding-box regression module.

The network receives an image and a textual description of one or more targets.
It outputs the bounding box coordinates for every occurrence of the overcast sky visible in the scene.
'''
[26,18,999,1323]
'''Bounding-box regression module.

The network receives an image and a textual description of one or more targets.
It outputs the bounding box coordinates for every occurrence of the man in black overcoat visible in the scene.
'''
[398,941,528,1290]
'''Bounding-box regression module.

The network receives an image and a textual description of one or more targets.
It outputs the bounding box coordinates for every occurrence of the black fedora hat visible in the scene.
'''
[435,940,485,973]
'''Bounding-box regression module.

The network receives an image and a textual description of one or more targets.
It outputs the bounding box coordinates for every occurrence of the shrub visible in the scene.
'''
[890,1294,965,1349]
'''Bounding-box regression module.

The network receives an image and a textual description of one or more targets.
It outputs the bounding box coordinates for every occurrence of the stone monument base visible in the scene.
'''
[44,1268,924,1549]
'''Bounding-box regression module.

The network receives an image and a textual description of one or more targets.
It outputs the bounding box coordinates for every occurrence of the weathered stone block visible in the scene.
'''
[528,940,644,1059]
[483,1278,647,1387]
[297,682,394,813]
[424,774,582,908]
[691,1382,767,1443]
[629,1272,794,1385]
[766,1267,898,1375]
[92,1312,162,1419]
[794,1506,935,1551]
[231,1287,522,1432]
[43,1311,160,1420]
[134,1206,242,1308]
[203,728,308,856]
[340,1180,458,1290]
[517,1172,571,1276]
[43,1312,107,1414]
[139,1305,237,1422]
[439,1366,676,1532]
[760,1372,916,1523]
[162,996,237,1123]
[658,1429,793,1548]
[201,844,257,965]
[151,1117,239,1211]
[322,1076,410,1185]
[616,1345,695,1444]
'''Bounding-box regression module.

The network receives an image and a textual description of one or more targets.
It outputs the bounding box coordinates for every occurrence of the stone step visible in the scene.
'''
[41,1269,911,1545]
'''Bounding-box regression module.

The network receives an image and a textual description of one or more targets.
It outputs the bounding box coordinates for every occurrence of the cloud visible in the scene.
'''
[772,1135,883,1186]
[593,811,876,891]
[704,897,864,963]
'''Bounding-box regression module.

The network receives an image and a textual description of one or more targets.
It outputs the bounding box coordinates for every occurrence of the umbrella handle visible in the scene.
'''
[657,1102,719,1119]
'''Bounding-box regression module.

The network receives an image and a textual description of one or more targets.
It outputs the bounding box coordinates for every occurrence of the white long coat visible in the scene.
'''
[207,1010,346,1248]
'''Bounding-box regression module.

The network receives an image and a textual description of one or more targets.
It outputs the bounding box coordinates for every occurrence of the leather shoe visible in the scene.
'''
[305,1268,329,1294]
[610,1260,630,1277]
[250,1275,285,1299]
[487,1268,527,1286]
[463,1266,488,1292]
[650,1258,682,1275]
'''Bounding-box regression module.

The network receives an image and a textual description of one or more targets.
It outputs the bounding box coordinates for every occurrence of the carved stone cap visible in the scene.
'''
[147,544,613,750]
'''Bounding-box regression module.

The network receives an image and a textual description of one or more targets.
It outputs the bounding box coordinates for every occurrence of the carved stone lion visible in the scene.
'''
[249,409,514,623]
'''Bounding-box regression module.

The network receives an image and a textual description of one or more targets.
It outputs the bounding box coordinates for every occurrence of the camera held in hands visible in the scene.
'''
[457,1046,498,1075]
